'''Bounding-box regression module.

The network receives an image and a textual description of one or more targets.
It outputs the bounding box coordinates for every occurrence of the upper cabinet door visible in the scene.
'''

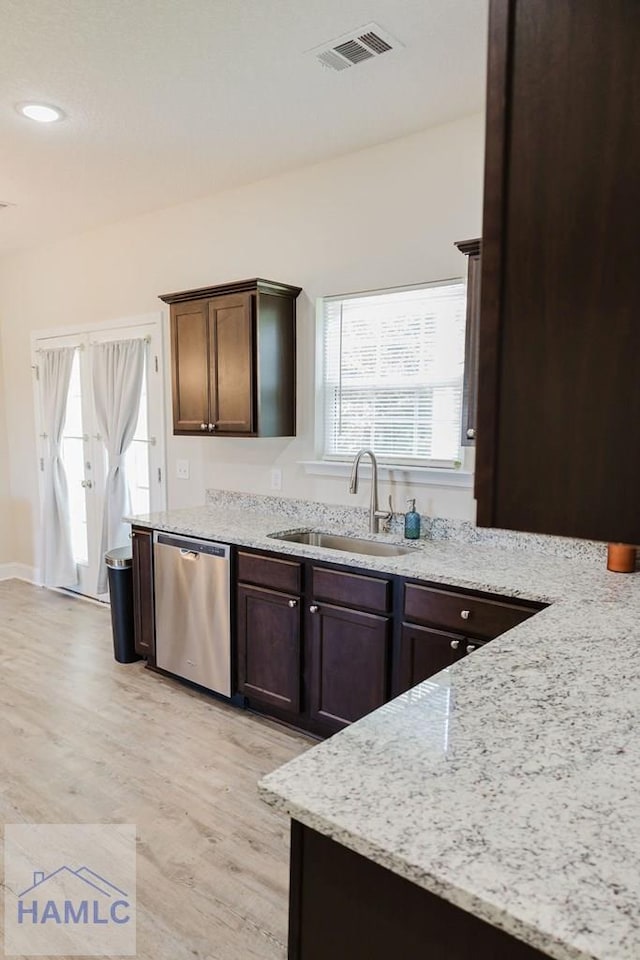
[208,293,254,434]
[476,0,640,544]
[171,298,210,433]
[161,278,301,437]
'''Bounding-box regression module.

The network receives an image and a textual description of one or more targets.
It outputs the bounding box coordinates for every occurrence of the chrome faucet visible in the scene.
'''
[349,449,392,534]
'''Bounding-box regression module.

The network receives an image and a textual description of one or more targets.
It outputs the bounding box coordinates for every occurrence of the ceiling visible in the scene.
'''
[0,0,487,256]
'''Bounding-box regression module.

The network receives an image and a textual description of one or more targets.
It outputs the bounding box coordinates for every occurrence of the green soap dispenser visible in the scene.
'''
[404,499,421,540]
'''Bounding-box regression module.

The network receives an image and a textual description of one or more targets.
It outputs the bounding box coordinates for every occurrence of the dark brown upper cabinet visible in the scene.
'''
[476,0,640,544]
[454,238,481,447]
[160,278,301,437]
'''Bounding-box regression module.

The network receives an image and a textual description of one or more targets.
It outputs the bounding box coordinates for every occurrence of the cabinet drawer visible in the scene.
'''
[404,583,534,640]
[237,551,302,593]
[312,567,391,614]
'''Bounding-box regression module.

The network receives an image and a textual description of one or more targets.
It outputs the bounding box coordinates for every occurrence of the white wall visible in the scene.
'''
[0,333,13,564]
[0,112,484,568]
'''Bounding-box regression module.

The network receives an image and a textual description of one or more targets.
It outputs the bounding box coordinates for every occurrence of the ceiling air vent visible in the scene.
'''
[310,23,401,72]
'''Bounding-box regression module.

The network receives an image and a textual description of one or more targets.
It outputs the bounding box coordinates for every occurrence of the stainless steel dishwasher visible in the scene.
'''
[153,532,231,697]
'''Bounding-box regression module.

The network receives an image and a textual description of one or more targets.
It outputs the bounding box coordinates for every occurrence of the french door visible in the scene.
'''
[33,316,166,600]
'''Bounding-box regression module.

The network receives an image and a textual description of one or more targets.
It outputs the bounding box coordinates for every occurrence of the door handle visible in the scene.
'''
[81,479,93,488]
[179,549,200,560]
[309,605,319,613]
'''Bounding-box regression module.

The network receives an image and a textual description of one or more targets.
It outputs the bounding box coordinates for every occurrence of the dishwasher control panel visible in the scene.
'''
[155,533,228,558]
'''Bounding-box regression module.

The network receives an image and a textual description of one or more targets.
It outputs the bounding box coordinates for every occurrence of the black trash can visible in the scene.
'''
[105,546,140,664]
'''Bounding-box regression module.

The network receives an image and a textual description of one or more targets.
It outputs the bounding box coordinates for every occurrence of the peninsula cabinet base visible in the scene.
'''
[288,821,548,960]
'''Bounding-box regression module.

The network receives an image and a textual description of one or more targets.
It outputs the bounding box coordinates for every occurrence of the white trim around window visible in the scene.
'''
[298,458,474,488]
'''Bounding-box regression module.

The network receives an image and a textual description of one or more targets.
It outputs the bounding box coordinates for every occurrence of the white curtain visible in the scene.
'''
[92,338,146,593]
[40,346,77,587]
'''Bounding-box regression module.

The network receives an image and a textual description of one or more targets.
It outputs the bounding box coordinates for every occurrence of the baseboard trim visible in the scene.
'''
[53,587,110,608]
[0,563,40,583]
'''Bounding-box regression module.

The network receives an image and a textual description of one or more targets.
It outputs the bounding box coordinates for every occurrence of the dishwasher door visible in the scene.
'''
[153,533,231,696]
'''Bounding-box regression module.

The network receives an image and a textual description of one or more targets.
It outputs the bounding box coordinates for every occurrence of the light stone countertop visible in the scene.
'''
[129,500,640,960]
[128,502,636,605]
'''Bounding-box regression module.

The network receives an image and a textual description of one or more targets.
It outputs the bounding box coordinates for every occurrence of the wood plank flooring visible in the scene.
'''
[0,580,311,959]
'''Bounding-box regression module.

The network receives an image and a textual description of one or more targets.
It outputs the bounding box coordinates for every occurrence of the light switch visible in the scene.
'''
[176,459,190,480]
[270,467,282,491]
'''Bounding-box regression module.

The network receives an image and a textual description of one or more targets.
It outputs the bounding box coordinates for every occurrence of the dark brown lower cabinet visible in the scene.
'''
[237,584,302,715]
[131,527,155,661]
[288,821,548,960]
[396,624,489,696]
[308,603,391,734]
[396,622,463,695]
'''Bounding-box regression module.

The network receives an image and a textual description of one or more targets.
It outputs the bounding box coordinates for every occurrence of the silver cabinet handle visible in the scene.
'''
[309,605,319,613]
[81,479,93,488]
[466,644,477,653]
[288,599,298,608]
[208,423,216,432]
[450,639,460,650]
[466,427,476,440]
[179,549,199,560]
[200,422,207,431]
[460,609,471,620]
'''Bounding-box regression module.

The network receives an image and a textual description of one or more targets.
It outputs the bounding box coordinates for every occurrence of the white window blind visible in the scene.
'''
[322,281,466,465]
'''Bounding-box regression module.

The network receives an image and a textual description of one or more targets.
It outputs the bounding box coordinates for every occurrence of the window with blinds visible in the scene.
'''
[322,281,466,465]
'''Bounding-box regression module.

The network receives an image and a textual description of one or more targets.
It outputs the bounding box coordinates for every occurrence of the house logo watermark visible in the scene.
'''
[5,823,136,956]
[17,864,131,926]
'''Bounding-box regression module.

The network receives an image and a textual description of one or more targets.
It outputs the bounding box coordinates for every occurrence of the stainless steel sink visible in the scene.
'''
[268,530,417,557]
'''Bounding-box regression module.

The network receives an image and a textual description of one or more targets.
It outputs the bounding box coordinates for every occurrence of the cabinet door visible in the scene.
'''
[237,584,302,714]
[308,603,391,734]
[132,527,155,660]
[396,623,463,696]
[208,293,254,434]
[171,299,210,433]
[477,0,640,543]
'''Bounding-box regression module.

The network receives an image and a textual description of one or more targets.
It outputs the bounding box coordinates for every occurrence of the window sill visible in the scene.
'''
[299,460,474,488]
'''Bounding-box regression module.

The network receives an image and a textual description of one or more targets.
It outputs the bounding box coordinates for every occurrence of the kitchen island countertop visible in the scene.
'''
[129,501,640,960]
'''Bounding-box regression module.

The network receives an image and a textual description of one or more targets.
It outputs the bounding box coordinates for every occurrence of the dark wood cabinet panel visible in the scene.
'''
[455,238,481,446]
[170,299,210,432]
[308,603,391,734]
[256,290,297,438]
[237,551,302,594]
[311,567,391,614]
[132,527,155,661]
[237,584,302,714]
[289,821,549,960]
[404,582,534,640]
[209,293,253,434]
[161,278,301,438]
[477,0,640,543]
[396,622,463,696]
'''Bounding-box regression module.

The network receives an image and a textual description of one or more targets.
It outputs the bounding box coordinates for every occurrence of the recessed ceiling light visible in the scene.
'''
[17,102,65,123]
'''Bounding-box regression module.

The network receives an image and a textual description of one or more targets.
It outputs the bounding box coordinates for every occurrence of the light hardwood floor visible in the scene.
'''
[0,579,311,959]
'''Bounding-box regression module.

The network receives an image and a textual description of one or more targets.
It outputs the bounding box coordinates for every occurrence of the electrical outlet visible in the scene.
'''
[270,467,282,491]
[176,459,190,480]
